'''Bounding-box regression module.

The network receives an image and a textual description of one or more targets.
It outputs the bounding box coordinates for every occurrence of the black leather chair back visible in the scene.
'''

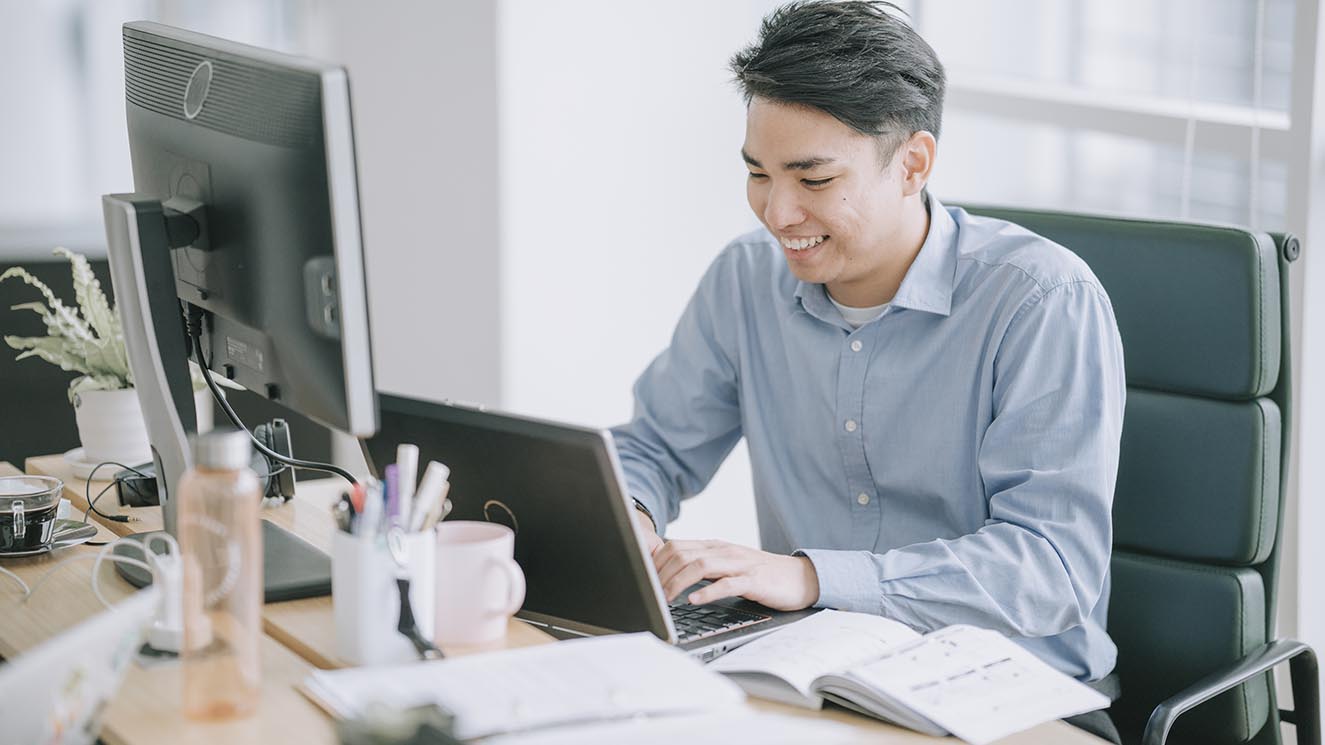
[963,206,1295,745]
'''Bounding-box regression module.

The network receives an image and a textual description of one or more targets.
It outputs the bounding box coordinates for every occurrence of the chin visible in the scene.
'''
[784,259,833,285]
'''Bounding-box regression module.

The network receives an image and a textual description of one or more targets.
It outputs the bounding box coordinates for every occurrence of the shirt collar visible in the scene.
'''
[793,193,958,323]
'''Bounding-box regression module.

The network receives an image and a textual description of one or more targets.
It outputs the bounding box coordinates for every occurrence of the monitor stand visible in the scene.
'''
[112,520,331,602]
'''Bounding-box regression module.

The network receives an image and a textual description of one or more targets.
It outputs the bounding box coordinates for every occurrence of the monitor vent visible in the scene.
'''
[124,31,322,149]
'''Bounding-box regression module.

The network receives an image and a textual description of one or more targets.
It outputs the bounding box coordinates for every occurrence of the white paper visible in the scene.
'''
[843,625,1110,745]
[484,710,861,745]
[708,609,921,702]
[304,633,745,740]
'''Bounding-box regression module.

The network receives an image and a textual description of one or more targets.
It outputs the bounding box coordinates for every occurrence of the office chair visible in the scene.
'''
[962,206,1319,745]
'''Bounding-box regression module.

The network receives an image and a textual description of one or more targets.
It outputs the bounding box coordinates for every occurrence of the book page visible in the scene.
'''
[842,625,1110,745]
[708,610,921,701]
[303,633,745,740]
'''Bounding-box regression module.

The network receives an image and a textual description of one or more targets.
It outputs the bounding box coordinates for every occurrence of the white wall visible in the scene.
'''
[498,0,778,545]
[317,1,775,545]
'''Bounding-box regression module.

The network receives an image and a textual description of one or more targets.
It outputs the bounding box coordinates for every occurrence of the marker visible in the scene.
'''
[422,481,452,530]
[410,461,450,532]
[395,444,419,530]
[350,482,366,514]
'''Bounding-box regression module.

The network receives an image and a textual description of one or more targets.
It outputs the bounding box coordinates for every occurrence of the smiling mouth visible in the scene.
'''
[780,235,828,251]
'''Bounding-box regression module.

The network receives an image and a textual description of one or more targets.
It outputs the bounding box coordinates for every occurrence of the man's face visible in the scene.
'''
[742,98,914,298]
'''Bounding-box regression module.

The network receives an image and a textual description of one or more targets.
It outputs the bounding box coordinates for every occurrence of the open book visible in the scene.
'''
[708,610,1110,745]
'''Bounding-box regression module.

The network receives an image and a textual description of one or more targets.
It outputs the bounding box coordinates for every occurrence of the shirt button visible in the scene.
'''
[857,493,871,506]
[850,340,863,352]
[844,419,857,432]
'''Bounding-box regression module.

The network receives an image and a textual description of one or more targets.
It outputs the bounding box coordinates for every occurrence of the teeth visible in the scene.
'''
[781,235,826,251]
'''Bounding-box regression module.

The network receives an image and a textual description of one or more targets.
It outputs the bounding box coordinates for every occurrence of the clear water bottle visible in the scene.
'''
[179,429,263,720]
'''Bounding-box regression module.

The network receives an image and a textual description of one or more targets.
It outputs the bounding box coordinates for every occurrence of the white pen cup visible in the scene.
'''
[434,522,525,646]
[331,528,436,666]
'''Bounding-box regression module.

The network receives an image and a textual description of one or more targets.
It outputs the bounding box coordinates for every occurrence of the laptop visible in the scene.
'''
[0,586,159,745]
[362,393,819,661]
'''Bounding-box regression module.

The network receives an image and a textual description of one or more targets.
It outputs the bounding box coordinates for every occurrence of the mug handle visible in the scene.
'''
[485,557,525,618]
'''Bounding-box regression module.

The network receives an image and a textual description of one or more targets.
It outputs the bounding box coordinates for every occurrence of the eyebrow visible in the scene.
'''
[741,149,837,171]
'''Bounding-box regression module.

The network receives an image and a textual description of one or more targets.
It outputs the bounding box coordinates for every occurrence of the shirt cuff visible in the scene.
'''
[795,548,882,615]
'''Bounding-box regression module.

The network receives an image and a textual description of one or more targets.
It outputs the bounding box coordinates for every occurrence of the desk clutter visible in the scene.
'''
[332,443,526,665]
[304,632,853,744]
[305,610,1107,744]
[333,444,451,665]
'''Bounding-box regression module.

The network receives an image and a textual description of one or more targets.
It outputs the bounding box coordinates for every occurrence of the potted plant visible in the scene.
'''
[2,247,214,475]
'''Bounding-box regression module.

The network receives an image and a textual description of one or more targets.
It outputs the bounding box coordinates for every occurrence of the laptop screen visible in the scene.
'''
[362,394,670,639]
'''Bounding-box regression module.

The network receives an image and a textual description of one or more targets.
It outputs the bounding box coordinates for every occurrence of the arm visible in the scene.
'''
[610,252,744,536]
[800,281,1125,636]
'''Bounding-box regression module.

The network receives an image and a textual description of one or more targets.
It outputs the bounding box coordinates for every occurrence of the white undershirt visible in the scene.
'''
[828,293,890,329]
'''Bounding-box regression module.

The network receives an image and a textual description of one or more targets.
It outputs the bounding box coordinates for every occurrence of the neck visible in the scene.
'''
[827,193,931,308]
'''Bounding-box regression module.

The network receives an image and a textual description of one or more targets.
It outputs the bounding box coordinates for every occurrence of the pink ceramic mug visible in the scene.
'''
[433,521,525,645]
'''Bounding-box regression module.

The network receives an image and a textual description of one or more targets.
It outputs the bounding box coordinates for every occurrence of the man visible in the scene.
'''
[610,0,1126,740]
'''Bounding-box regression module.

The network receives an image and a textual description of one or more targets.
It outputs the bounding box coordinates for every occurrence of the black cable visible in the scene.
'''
[86,480,124,524]
[186,308,359,488]
[83,461,148,524]
[82,456,289,525]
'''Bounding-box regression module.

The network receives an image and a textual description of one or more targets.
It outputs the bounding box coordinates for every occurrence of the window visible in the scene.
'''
[0,0,318,259]
[916,0,1294,230]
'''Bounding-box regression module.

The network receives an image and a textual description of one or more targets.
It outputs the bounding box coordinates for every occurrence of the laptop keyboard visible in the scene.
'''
[669,601,773,643]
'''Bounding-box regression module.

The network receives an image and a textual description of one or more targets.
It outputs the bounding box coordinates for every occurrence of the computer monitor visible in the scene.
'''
[101,21,378,599]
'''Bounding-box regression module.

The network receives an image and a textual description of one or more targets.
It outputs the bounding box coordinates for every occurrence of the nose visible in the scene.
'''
[763,183,806,231]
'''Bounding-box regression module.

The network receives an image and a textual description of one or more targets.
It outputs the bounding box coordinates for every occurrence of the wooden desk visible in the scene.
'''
[25,454,551,669]
[0,462,335,745]
[20,455,1103,744]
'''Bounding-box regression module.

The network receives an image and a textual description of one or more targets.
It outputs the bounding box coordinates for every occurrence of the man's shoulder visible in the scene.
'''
[723,226,783,267]
[702,227,795,289]
[948,206,1103,298]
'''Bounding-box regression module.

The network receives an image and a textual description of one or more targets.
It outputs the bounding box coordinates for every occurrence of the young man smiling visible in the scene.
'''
[611,2,1125,739]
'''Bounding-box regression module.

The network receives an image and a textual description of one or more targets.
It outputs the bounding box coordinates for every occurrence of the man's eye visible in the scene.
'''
[802,177,834,188]
[747,172,768,180]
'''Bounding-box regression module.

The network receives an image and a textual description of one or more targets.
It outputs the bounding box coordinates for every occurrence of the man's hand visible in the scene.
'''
[633,506,664,555]
[652,539,820,611]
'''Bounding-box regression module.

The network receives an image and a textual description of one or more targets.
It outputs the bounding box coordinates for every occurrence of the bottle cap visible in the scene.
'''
[192,429,252,471]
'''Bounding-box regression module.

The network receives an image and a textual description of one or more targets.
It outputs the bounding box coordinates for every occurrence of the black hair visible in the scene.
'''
[730,1,946,155]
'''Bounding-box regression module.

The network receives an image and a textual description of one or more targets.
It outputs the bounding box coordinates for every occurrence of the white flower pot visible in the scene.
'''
[72,388,216,468]
[73,388,152,466]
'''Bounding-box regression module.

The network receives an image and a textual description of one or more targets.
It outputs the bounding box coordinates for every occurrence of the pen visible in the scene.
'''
[409,461,450,532]
[384,464,399,524]
[395,443,419,532]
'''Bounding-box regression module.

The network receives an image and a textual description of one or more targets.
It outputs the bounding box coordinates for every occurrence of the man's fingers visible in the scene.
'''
[654,541,707,584]
[687,576,745,605]
[662,555,716,601]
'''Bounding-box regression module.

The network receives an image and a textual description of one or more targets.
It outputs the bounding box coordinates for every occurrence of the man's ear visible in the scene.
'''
[899,131,937,197]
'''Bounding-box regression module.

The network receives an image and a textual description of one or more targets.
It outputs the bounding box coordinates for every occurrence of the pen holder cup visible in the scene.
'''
[332,528,436,666]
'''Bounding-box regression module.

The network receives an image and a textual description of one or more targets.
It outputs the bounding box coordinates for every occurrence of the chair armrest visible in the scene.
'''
[1143,639,1319,745]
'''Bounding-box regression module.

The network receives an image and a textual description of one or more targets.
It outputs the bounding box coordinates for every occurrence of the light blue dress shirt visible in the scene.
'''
[611,196,1126,681]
